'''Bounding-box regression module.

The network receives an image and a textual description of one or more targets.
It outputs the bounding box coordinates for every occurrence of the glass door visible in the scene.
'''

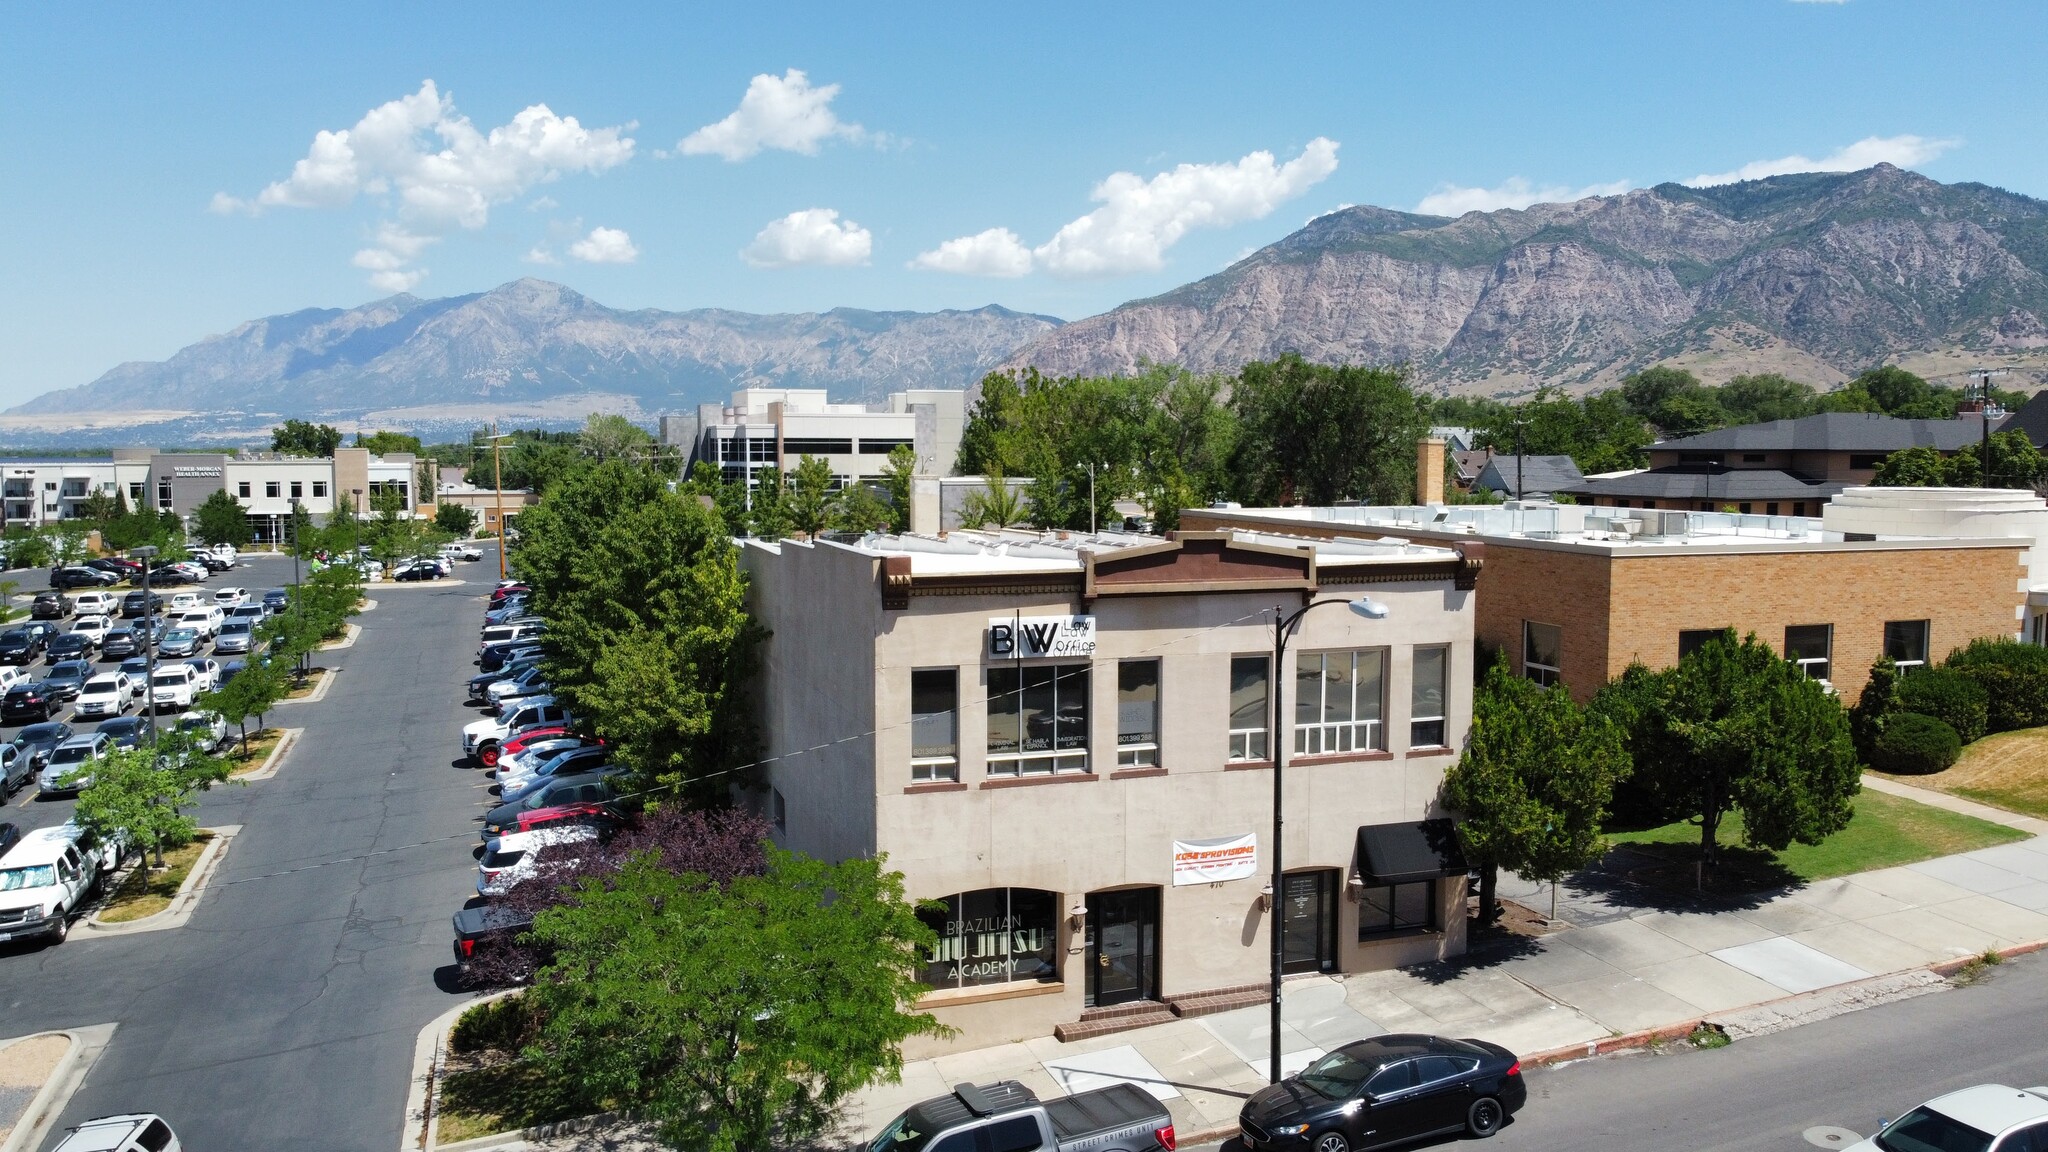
[1086,888,1160,1006]
[1280,870,1337,974]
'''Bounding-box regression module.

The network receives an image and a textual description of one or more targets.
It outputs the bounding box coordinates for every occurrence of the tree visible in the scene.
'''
[578,413,656,461]
[271,419,343,458]
[1718,374,1818,424]
[748,467,791,541]
[1872,446,1949,486]
[192,489,253,548]
[1232,355,1429,505]
[1849,655,1903,762]
[1853,366,1954,419]
[199,657,288,754]
[434,502,477,537]
[1595,631,1858,865]
[1442,659,1630,922]
[71,735,231,869]
[77,489,121,532]
[786,455,836,537]
[523,847,944,1152]
[1474,387,1651,474]
[878,444,918,533]
[355,430,423,455]
[1618,365,1704,419]
[1942,430,2047,489]
[830,481,894,534]
[3,529,52,570]
[958,477,1030,529]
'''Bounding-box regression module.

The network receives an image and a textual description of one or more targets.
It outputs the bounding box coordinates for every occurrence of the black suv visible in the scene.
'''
[30,592,70,620]
[49,566,117,590]
[119,590,162,618]
[1,682,56,724]
[0,628,46,665]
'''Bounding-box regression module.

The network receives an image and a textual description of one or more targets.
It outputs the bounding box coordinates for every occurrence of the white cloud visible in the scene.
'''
[524,245,560,265]
[569,226,640,264]
[1416,178,1632,216]
[680,69,866,161]
[367,269,425,293]
[1032,138,1339,277]
[527,195,559,211]
[742,208,872,268]
[909,228,1034,277]
[1686,134,1958,187]
[213,79,634,288]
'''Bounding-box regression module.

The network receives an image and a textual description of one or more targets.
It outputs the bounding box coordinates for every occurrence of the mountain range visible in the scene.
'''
[13,164,2048,444]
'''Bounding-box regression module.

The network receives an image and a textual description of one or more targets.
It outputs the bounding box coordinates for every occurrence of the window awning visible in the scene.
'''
[1356,819,1467,885]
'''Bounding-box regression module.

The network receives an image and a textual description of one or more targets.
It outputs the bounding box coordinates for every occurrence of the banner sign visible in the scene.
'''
[1172,832,1258,886]
[987,614,1096,659]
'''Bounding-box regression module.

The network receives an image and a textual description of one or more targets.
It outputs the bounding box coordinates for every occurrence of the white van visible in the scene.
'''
[0,822,124,943]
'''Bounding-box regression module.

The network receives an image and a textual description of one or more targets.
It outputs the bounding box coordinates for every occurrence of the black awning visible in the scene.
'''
[1356,819,1467,885]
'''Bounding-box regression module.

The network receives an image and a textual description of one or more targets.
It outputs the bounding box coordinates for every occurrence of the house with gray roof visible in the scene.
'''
[1474,454,1584,499]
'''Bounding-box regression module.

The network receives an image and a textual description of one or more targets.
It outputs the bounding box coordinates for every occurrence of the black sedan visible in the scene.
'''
[45,631,93,662]
[146,565,195,586]
[100,628,143,659]
[1,682,58,725]
[98,716,149,750]
[1239,1034,1526,1152]
[0,629,44,665]
[42,660,92,702]
[49,566,118,589]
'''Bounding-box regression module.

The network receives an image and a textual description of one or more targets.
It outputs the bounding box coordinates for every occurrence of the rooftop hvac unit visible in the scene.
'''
[1617,518,1645,536]
[1583,515,1613,534]
[1656,511,1691,537]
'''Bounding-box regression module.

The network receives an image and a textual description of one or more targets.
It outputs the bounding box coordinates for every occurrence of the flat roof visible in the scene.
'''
[768,526,1462,577]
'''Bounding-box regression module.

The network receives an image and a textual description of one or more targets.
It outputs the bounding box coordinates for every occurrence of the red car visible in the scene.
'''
[483,726,571,768]
[507,800,621,837]
[488,584,529,606]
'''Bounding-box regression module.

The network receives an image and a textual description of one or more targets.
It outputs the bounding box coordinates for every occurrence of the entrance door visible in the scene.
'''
[1086,888,1160,1006]
[1280,870,1337,975]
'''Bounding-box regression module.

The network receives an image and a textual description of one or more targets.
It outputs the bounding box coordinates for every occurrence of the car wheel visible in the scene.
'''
[1467,1096,1504,1138]
[1313,1132,1351,1152]
[48,913,67,943]
[479,743,501,768]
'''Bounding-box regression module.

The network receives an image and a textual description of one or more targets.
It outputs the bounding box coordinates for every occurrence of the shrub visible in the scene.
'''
[1944,639,2048,734]
[1896,667,1989,744]
[448,994,539,1055]
[1850,656,1902,762]
[1870,712,1962,775]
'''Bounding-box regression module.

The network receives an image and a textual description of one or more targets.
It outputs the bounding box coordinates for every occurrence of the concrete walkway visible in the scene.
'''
[831,783,2048,1147]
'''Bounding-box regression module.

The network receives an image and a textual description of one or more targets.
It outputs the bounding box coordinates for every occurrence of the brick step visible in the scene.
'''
[1167,986,1268,1019]
[1054,1002,1176,1042]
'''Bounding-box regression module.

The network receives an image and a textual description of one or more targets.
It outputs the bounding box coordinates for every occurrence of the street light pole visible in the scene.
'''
[1268,594,1390,1085]
[132,545,159,745]
[489,427,510,581]
[290,498,306,680]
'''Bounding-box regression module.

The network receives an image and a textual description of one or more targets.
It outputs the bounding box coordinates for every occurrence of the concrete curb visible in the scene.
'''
[376,579,468,590]
[320,622,362,651]
[278,668,334,705]
[402,990,506,1152]
[81,825,239,936]
[0,1024,114,1152]
[231,727,300,782]
[360,598,380,613]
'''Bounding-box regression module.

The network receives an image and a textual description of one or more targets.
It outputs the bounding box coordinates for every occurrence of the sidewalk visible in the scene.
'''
[832,779,2048,1147]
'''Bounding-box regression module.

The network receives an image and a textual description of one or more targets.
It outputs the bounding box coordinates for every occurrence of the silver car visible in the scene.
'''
[214,621,254,655]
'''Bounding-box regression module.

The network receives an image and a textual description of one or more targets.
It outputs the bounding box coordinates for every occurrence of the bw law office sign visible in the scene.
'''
[986,614,1096,659]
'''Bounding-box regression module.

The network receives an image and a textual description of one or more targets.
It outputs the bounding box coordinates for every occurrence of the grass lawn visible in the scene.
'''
[98,831,213,923]
[436,1000,593,1144]
[226,728,284,775]
[1605,789,2026,892]
[1873,727,2048,820]
[282,668,329,700]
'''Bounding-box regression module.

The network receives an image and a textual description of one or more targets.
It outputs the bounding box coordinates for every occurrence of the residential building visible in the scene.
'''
[740,527,1484,1054]
[432,482,536,536]
[1562,412,1997,512]
[1184,499,2027,703]
[1473,454,1584,500]
[687,387,966,492]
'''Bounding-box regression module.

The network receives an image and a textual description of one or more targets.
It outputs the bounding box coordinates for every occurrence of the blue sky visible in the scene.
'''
[3,0,2045,407]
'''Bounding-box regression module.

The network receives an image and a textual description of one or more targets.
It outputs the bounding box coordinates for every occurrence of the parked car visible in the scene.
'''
[39,731,113,794]
[166,592,201,613]
[482,770,622,838]
[451,903,536,984]
[0,821,126,944]
[48,1113,181,1152]
[46,631,94,663]
[500,799,623,839]
[0,746,26,797]
[463,698,570,766]
[1844,1085,2048,1152]
[488,582,529,605]
[43,660,92,702]
[487,667,552,711]
[496,747,610,800]
[175,606,223,639]
[489,725,574,766]
[49,566,118,590]
[870,1082,1173,1152]
[0,628,47,665]
[88,556,143,578]
[145,565,194,586]
[483,602,530,628]
[467,659,539,702]
[69,616,113,651]
[442,542,484,562]
[212,586,248,607]
[148,665,200,712]
[31,592,71,620]
[493,736,590,780]
[182,658,222,693]
[196,551,232,573]
[174,710,227,754]
[71,591,119,617]
[119,590,163,619]
[226,603,266,625]
[261,588,290,615]
[73,673,132,720]
[0,682,57,725]
[98,716,148,751]
[0,666,32,695]
[479,622,544,653]
[213,620,254,655]
[1238,1035,1527,1150]
[477,824,602,896]
[478,641,544,675]
[157,628,201,659]
[11,722,74,778]
[99,628,142,659]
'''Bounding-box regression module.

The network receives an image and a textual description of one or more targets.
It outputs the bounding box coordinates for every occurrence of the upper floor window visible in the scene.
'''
[910,668,959,782]
[1227,655,1269,762]
[290,481,303,499]
[1117,659,1159,767]
[265,481,281,498]
[1294,649,1386,755]
[312,481,328,498]
[782,437,853,456]
[1785,624,1833,681]
[237,482,251,498]
[1410,647,1448,748]
[1884,620,1929,672]
[1522,621,1562,688]
[1679,629,1724,659]
[987,664,1089,776]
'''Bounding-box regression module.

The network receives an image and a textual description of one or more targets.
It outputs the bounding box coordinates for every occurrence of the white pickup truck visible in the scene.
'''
[870,1081,1174,1152]
[0,822,127,943]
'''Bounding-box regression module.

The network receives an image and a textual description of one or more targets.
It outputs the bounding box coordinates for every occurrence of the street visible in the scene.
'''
[0,551,485,1149]
[1191,949,2048,1151]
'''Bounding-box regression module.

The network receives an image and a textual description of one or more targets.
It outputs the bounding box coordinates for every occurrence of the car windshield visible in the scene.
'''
[483,848,526,870]
[867,1113,933,1152]
[1298,1049,1377,1099]
[164,630,196,643]
[151,671,188,686]
[1875,1108,1993,1152]
[53,662,90,676]
[83,679,120,694]
[17,724,63,743]
[50,745,89,764]
[0,864,56,891]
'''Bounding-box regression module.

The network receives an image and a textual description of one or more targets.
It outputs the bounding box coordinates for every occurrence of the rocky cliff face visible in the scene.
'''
[1002,165,2048,390]
[15,279,1063,417]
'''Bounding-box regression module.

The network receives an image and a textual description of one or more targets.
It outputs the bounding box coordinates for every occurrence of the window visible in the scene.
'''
[987,1116,1046,1152]
[128,482,142,503]
[859,438,915,455]
[1410,646,1448,748]
[312,481,328,498]
[1679,629,1725,659]
[1363,1059,1417,1096]
[1793,501,1808,517]
[987,664,1090,775]
[1742,453,1766,463]
[1885,620,1930,672]
[1678,452,1723,465]
[917,888,1058,988]
[1737,502,1752,514]
[1116,659,1159,767]
[1785,624,1833,681]
[156,481,171,509]
[1766,502,1780,516]
[1359,880,1437,936]
[264,481,281,498]
[782,437,854,455]
[1227,655,1269,761]
[1294,649,1386,755]
[747,438,776,463]
[2034,612,2048,647]
[1522,622,1562,688]
[910,669,959,782]
[137,1120,176,1152]
[719,436,744,463]
[1849,453,1887,470]
[290,481,303,499]
[1414,1055,1480,1085]
[237,482,251,498]
[771,788,786,833]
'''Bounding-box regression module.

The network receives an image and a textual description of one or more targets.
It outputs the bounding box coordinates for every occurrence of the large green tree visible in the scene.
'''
[71,735,231,868]
[1231,355,1428,506]
[578,413,658,462]
[786,455,836,537]
[1443,659,1630,922]
[434,502,478,536]
[1595,630,1858,865]
[523,848,943,1152]
[355,430,423,455]
[1475,386,1651,474]
[272,419,343,457]
[192,488,253,547]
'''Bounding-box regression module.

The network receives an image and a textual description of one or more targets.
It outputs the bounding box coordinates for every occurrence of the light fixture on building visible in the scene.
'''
[1346,874,1365,902]
[1259,881,1274,912]
[1068,902,1087,930]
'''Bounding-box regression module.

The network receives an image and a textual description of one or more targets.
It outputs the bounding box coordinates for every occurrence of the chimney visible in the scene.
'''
[1416,437,1447,505]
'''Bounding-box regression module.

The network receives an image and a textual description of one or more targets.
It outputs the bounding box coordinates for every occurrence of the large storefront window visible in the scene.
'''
[911,669,959,782]
[987,664,1090,775]
[1117,659,1159,767]
[1228,655,1269,761]
[1359,880,1437,936]
[1295,649,1385,756]
[919,888,1059,989]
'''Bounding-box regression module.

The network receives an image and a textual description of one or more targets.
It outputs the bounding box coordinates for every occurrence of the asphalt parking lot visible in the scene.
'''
[0,550,492,1149]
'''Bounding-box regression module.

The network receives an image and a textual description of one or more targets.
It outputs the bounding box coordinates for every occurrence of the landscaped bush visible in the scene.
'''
[1897,667,1989,744]
[448,994,539,1055]
[1870,712,1962,775]
[1944,638,2048,734]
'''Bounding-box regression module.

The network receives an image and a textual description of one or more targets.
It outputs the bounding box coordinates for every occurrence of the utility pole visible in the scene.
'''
[1974,369,2009,488]
[491,424,509,580]
[132,545,158,745]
